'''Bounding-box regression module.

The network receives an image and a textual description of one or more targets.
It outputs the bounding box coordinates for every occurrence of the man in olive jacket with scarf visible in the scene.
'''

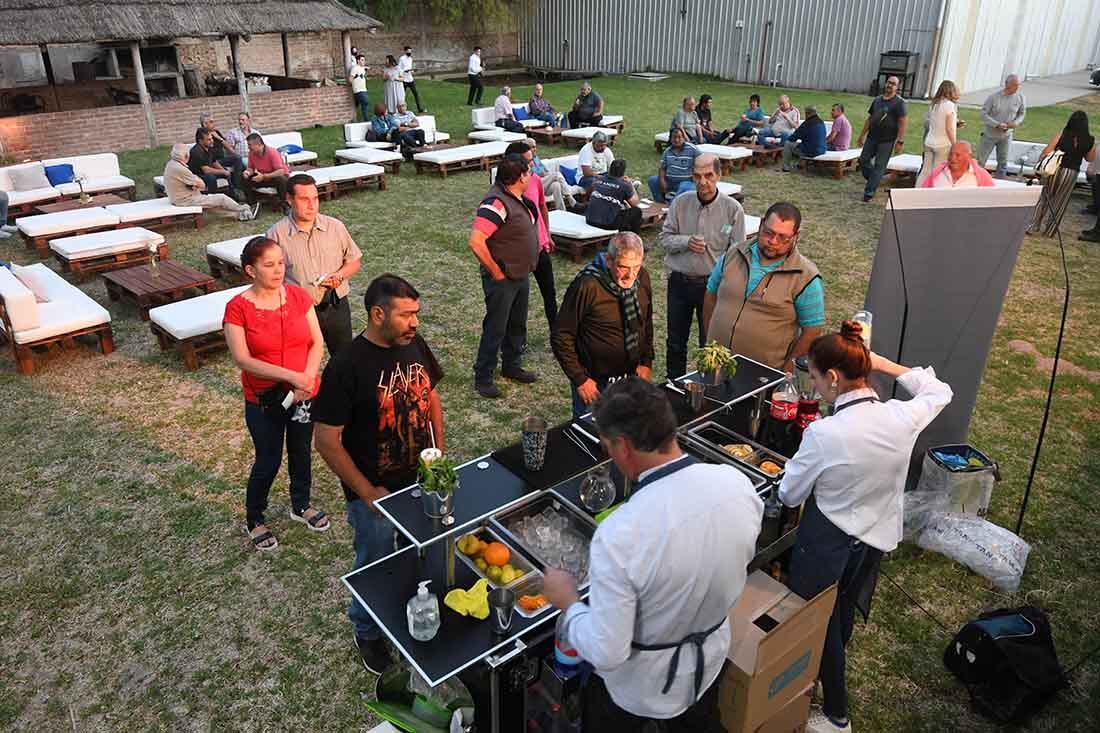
[552,232,654,418]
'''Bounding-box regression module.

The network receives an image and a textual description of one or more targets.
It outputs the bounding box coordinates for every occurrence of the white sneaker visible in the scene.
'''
[807,708,851,733]
[238,207,254,222]
[0,230,11,239]
[1,224,17,233]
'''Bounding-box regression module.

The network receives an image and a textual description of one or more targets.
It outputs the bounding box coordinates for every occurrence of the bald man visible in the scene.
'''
[163,144,256,220]
[657,153,745,379]
[921,141,995,188]
[978,74,1027,177]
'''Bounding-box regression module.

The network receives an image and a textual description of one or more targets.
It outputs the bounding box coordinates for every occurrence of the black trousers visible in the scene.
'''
[403,80,424,112]
[582,669,726,732]
[314,294,353,357]
[467,73,484,105]
[532,249,557,333]
[665,271,708,380]
[568,111,603,128]
[242,173,288,205]
[592,207,642,234]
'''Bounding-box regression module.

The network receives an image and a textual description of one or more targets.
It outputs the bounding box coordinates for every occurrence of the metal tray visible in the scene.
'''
[677,435,768,493]
[686,421,787,480]
[491,490,597,590]
[454,524,538,591]
[508,572,554,619]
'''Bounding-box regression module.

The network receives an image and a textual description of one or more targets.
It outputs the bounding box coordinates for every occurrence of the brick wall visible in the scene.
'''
[0,85,353,162]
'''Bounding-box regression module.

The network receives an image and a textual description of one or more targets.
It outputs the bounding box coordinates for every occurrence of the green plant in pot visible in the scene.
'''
[693,341,738,385]
[418,449,458,519]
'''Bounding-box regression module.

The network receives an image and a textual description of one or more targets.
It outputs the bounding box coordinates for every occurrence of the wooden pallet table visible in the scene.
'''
[745,144,783,168]
[34,193,128,215]
[414,153,504,178]
[334,151,402,175]
[149,323,227,371]
[55,241,170,281]
[102,260,217,320]
[551,232,614,262]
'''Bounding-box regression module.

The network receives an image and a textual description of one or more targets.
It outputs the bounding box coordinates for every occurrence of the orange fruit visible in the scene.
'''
[483,542,510,567]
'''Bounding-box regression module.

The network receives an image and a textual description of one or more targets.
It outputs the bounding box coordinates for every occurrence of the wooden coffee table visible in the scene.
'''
[102,260,218,320]
[530,126,566,145]
[745,144,783,168]
[34,193,128,215]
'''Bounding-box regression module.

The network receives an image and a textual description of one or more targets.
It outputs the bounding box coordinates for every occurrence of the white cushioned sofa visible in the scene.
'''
[1,153,136,221]
[258,132,317,167]
[149,285,250,370]
[0,262,114,374]
[472,105,549,131]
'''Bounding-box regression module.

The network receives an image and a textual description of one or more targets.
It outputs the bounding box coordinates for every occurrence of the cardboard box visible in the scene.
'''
[755,684,812,733]
[718,571,837,733]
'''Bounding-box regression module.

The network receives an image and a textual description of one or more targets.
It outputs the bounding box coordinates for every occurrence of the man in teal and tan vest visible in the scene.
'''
[702,202,824,373]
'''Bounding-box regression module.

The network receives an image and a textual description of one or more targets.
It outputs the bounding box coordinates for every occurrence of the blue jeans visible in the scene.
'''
[577,175,596,192]
[648,176,694,202]
[788,496,883,722]
[0,190,8,223]
[354,91,370,122]
[474,271,529,384]
[347,498,397,640]
[757,127,791,147]
[666,272,708,380]
[859,139,894,197]
[243,401,313,530]
[532,111,557,125]
[570,375,620,418]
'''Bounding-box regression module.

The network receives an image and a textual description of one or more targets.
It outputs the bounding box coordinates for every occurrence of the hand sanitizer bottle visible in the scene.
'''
[407,580,440,641]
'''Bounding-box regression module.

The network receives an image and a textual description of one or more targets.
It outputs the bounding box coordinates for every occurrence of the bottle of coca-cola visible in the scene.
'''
[761,375,798,456]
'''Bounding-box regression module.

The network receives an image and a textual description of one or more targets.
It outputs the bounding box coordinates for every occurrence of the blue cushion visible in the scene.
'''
[560,166,577,186]
[44,164,74,187]
[279,144,304,154]
[513,106,530,121]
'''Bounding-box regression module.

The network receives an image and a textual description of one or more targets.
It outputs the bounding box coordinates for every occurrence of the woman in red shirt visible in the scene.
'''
[224,236,329,550]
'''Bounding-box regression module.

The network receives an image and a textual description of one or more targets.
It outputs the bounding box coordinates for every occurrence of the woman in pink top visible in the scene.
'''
[224,236,329,551]
[508,140,558,334]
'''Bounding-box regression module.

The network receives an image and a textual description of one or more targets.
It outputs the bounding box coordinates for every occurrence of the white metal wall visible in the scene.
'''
[519,0,944,94]
[933,0,1100,93]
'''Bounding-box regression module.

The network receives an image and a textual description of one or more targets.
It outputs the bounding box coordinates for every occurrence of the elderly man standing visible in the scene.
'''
[921,141,996,188]
[267,173,362,356]
[649,128,699,202]
[758,95,801,147]
[469,154,541,398]
[543,377,761,731]
[568,82,604,129]
[659,154,745,380]
[164,143,256,221]
[494,86,524,133]
[703,202,824,373]
[857,75,908,201]
[977,74,1027,178]
[225,112,260,160]
[553,232,654,417]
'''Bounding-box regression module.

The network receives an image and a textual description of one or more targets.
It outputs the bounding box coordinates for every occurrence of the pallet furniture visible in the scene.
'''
[717,182,745,203]
[50,227,167,280]
[472,105,549,131]
[334,147,403,175]
[802,148,862,178]
[103,260,217,320]
[745,144,783,168]
[148,285,250,370]
[34,193,129,215]
[413,142,509,178]
[0,262,113,374]
[309,163,387,195]
[638,201,668,230]
[548,210,614,261]
[259,132,317,167]
[467,129,527,143]
[205,235,255,283]
[18,208,122,257]
[2,154,136,222]
[561,127,618,148]
[104,198,204,233]
[886,153,923,186]
[696,144,754,174]
[530,126,567,146]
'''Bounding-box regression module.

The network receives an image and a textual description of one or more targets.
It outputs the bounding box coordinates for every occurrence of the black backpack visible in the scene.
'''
[943,605,1068,724]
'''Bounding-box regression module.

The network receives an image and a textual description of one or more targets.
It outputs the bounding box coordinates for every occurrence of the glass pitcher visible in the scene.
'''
[579,464,615,513]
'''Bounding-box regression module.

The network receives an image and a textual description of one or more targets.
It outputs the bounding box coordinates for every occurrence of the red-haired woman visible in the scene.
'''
[778,321,952,732]
[224,236,330,551]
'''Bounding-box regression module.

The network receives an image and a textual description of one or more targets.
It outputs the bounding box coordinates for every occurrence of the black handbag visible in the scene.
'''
[257,382,291,418]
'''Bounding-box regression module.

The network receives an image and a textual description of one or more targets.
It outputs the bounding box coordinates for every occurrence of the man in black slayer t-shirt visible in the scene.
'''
[856,75,908,201]
[313,274,444,676]
[585,159,643,233]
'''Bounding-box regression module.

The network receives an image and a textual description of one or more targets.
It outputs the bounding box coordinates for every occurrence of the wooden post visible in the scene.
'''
[341,31,352,74]
[281,33,291,76]
[39,44,61,111]
[229,34,250,115]
[129,41,158,148]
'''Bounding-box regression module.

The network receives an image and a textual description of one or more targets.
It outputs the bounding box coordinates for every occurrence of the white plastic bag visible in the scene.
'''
[916,513,1030,592]
[903,491,950,542]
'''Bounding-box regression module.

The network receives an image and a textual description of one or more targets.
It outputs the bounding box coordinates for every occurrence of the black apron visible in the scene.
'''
[788,395,882,619]
[624,454,729,701]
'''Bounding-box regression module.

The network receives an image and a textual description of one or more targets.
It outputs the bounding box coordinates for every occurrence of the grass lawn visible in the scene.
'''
[1,74,1098,731]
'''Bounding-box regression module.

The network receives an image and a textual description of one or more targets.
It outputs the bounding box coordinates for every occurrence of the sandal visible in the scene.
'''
[248,524,279,551]
[290,507,331,532]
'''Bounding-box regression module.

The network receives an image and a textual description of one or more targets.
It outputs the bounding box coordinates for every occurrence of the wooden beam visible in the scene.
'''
[229,34,250,115]
[38,44,61,112]
[130,41,158,148]
[281,33,291,76]
[341,31,352,75]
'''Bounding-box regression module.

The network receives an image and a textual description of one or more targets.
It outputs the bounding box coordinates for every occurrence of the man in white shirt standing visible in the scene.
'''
[349,54,370,122]
[545,377,763,731]
[467,46,484,106]
[398,46,424,114]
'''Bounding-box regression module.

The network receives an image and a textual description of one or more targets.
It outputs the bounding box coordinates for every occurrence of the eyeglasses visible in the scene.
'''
[759,227,798,246]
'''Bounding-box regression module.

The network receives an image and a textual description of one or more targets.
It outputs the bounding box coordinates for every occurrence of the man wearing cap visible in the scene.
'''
[398,46,425,113]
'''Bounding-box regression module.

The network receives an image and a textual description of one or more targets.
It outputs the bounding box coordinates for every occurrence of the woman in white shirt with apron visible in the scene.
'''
[778,322,952,733]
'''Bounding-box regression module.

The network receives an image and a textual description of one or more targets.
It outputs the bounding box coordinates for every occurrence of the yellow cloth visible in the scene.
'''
[444,578,490,620]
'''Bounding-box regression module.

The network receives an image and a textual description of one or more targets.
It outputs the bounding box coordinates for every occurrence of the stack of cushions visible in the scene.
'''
[7,164,53,192]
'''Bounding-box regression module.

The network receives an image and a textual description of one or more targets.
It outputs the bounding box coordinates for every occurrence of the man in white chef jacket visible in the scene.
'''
[544,377,763,730]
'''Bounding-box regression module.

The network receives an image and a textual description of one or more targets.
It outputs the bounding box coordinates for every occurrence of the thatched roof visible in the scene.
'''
[0,0,382,45]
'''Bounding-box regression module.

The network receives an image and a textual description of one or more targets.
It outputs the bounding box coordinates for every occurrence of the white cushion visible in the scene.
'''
[468,129,526,142]
[8,163,52,192]
[543,155,579,177]
[104,198,202,223]
[335,147,403,165]
[417,115,449,145]
[262,131,304,150]
[315,163,385,183]
[717,182,742,197]
[414,142,508,165]
[0,266,39,331]
[153,175,227,190]
[887,154,924,173]
[471,107,497,129]
[56,175,135,196]
[286,151,317,165]
[206,235,257,266]
[548,210,613,240]
[0,163,47,193]
[600,114,624,126]
[10,263,51,302]
[302,168,332,185]
[696,144,753,161]
[43,153,121,180]
[810,148,862,162]
[993,178,1026,188]
[6,187,60,206]
[5,263,109,344]
[744,215,761,237]
[344,122,370,144]
[346,141,396,150]
[17,207,120,238]
[561,127,618,141]
[49,227,164,260]
[655,132,670,143]
[149,285,250,340]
